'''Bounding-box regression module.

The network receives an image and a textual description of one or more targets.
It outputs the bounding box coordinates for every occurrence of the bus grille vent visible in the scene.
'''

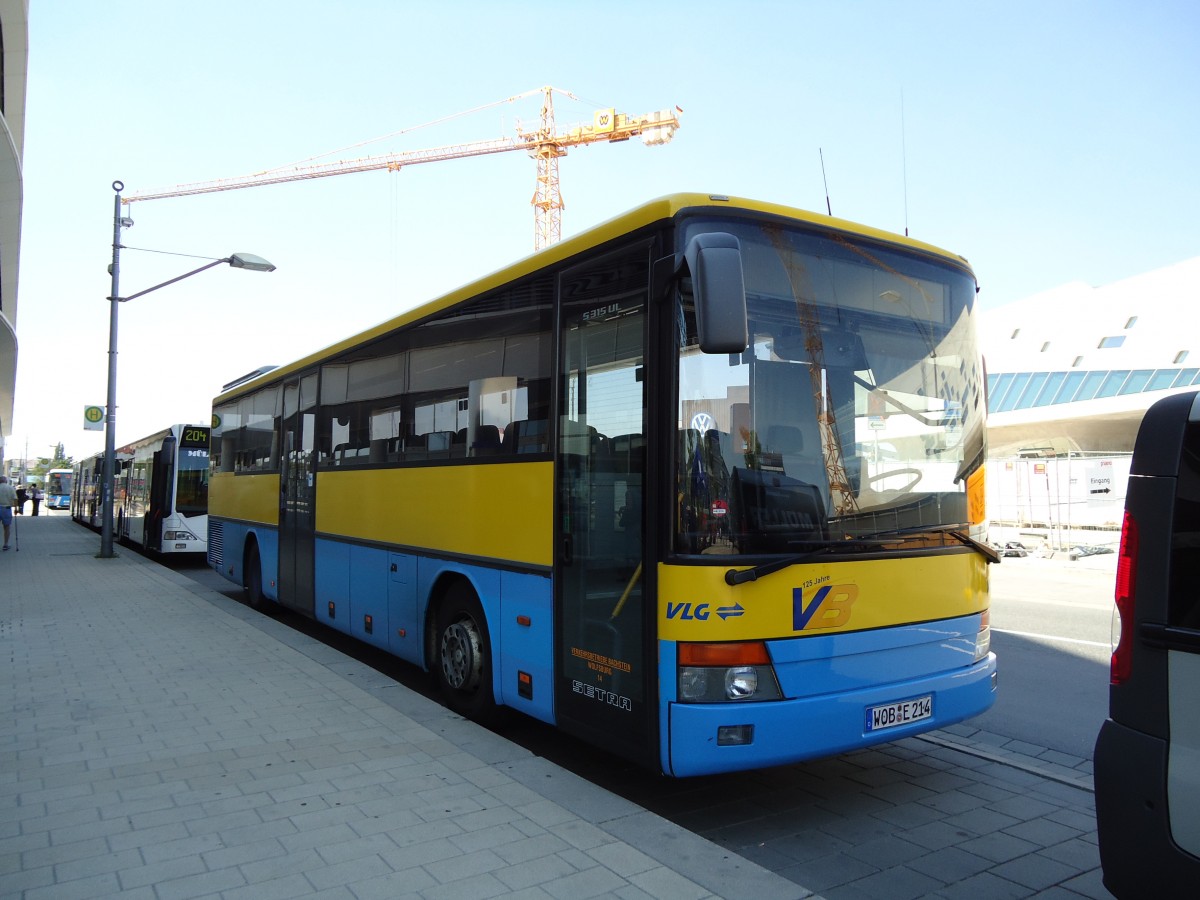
[208,521,224,568]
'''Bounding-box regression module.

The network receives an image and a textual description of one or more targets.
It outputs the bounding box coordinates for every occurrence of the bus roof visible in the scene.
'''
[214,192,973,404]
[117,424,208,455]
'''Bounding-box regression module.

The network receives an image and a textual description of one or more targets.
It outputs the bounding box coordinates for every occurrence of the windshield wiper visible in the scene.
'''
[852,523,1001,564]
[947,528,1002,563]
[725,525,1000,585]
[724,539,893,585]
[853,523,968,540]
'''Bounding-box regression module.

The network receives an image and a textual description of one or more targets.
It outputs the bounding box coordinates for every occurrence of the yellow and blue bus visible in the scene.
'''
[208,193,997,776]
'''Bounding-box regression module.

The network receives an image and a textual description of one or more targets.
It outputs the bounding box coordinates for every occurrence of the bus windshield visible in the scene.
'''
[675,218,985,556]
[47,471,72,495]
[176,447,209,516]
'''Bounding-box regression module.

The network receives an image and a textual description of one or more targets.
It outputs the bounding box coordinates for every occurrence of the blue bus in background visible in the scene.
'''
[46,468,73,510]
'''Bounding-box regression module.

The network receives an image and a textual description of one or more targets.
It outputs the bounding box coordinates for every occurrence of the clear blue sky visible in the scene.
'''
[12,0,1200,462]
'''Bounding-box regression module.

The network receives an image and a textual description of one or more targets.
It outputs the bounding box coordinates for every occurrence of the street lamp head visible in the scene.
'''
[228,253,276,273]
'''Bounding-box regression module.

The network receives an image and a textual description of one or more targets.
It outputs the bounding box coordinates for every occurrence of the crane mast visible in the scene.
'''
[123,86,681,250]
[764,228,859,516]
[530,88,565,251]
[797,292,860,516]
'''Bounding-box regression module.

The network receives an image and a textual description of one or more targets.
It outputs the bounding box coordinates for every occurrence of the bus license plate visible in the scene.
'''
[865,695,932,732]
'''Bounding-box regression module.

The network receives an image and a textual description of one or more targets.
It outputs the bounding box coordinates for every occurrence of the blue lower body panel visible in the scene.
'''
[669,655,995,776]
[663,614,997,776]
[209,520,281,604]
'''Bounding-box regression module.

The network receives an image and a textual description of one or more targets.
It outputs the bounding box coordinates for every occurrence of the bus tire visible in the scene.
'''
[245,544,266,610]
[433,583,498,722]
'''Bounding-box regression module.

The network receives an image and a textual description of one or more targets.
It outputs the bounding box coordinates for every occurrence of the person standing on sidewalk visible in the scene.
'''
[14,484,26,514]
[30,484,43,516]
[0,476,17,549]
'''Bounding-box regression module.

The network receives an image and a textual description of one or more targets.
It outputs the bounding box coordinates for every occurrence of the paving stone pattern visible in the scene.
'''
[1,517,1113,898]
[0,517,802,900]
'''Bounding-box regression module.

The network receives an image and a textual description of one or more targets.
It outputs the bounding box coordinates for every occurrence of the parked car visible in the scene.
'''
[1068,544,1115,560]
[990,541,1029,558]
[1094,390,1200,898]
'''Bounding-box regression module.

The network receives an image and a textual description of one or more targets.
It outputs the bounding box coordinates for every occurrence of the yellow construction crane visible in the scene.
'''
[123,86,681,251]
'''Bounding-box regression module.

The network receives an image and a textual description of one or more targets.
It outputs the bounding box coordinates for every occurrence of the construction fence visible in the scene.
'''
[986,452,1131,552]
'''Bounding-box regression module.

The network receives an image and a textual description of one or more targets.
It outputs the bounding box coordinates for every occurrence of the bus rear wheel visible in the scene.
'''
[245,545,265,610]
[433,584,497,722]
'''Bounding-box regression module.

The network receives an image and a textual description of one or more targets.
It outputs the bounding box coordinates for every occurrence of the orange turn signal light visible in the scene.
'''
[678,641,770,667]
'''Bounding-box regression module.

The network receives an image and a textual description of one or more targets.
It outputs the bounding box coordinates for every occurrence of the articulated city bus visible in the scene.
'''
[208,193,997,776]
[116,424,210,554]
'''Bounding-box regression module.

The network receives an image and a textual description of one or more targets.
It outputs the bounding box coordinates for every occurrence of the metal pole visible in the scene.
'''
[101,180,123,558]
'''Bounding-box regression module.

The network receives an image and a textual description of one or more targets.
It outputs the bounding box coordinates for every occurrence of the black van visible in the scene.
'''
[1094,390,1200,897]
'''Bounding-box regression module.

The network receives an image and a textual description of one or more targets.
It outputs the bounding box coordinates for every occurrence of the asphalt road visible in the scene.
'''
[986,554,1116,760]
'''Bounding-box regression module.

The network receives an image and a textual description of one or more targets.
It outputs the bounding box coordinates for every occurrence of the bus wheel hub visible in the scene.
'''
[441,620,482,690]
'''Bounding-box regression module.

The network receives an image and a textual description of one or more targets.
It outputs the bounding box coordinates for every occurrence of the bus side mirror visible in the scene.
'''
[681,233,748,354]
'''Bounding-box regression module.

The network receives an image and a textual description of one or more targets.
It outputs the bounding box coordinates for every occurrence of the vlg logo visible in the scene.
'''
[666,601,745,622]
[793,584,859,631]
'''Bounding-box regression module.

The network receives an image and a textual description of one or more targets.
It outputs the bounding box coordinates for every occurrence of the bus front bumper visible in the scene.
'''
[666,653,997,777]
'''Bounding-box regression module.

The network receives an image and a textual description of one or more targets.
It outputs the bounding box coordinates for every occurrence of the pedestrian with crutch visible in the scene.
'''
[0,476,17,550]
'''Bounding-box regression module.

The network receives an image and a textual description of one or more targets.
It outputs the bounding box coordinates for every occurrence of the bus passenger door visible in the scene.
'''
[278,374,317,615]
[555,247,654,765]
[145,435,176,553]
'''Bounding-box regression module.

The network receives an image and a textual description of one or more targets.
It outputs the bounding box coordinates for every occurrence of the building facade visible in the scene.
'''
[981,256,1200,549]
[982,256,1200,457]
[0,1,28,469]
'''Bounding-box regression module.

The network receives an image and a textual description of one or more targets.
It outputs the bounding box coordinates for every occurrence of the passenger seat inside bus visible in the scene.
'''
[470,425,502,457]
[505,419,548,454]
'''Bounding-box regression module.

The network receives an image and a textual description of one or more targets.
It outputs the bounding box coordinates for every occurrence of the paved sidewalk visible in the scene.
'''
[0,516,809,899]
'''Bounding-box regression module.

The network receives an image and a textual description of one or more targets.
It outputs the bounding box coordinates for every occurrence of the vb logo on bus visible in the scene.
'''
[793,584,859,631]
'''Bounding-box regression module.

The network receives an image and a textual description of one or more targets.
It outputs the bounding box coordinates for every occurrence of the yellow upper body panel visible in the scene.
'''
[211,463,554,568]
[658,552,989,642]
[315,463,554,567]
[209,471,278,526]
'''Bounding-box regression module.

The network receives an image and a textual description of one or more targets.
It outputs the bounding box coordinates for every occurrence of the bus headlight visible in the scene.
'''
[164,530,198,541]
[678,642,783,702]
[726,666,759,699]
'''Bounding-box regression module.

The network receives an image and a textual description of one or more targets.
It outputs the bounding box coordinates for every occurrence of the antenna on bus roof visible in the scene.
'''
[222,365,278,392]
[819,148,832,216]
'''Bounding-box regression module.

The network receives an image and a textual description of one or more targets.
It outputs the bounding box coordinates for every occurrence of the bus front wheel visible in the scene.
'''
[433,584,497,722]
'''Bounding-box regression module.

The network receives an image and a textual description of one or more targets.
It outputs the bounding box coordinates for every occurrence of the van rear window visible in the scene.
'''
[1170,421,1200,629]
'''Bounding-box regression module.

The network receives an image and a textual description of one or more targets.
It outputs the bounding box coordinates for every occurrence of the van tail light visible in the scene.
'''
[1111,510,1138,684]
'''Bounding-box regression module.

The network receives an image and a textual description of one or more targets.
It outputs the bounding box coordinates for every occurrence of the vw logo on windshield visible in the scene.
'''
[690,412,716,433]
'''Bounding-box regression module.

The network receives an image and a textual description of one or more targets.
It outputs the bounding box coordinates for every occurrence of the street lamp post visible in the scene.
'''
[100,179,275,558]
